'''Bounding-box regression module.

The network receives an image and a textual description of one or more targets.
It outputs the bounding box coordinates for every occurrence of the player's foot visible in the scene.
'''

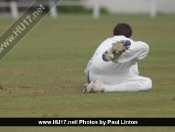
[83,79,105,93]
[102,40,131,62]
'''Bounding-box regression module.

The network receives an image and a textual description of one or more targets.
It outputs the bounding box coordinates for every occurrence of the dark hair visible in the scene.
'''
[113,23,132,38]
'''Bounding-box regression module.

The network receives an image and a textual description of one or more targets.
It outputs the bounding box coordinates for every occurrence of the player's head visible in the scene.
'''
[113,23,132,38]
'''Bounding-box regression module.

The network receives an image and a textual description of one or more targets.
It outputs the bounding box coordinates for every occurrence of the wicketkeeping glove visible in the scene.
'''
[102,40,131,62]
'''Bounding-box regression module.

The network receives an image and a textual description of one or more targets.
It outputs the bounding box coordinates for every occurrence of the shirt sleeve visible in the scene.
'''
[116,41,149,64]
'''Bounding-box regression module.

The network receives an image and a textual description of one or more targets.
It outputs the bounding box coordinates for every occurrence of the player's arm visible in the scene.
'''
[117,41,149,64]
[102,40,149,64]
[102,40,131,62]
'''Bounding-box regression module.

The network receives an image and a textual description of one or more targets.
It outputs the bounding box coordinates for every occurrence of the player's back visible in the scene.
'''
[89,36,138,84]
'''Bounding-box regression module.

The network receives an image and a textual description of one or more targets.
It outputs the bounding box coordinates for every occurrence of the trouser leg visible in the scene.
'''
[103,77,152,92]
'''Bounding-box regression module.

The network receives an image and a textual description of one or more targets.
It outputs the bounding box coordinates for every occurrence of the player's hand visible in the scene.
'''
[102,40,131,62]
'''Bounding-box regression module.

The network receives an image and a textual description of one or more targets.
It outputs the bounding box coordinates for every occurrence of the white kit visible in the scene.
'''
[84,35,152,92]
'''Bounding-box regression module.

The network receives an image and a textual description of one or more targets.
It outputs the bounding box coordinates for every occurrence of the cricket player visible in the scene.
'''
[83,23,152,93]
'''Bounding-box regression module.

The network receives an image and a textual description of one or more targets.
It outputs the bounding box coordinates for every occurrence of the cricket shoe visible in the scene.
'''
[102,40,131,62]
[83,79,105,93]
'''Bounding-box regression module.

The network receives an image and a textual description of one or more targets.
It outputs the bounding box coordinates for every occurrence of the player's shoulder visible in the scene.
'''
[131,40,149,50]
[132,41,148,46]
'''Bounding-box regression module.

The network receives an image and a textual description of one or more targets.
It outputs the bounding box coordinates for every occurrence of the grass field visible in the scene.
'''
[0,13,175,131]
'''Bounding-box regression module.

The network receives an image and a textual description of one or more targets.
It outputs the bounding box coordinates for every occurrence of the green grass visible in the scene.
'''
[0,14,175,131]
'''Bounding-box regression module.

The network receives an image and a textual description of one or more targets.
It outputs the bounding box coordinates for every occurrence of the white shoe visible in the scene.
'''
[83,79,105,93]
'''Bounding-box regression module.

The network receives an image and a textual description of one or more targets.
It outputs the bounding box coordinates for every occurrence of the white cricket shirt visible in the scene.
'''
[85,35,149,84]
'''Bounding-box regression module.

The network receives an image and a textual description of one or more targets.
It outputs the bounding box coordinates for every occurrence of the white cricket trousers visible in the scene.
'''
[102,77,152,92]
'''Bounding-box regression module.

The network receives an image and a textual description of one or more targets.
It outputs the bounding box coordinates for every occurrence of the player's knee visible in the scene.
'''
[143,78,152,91]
